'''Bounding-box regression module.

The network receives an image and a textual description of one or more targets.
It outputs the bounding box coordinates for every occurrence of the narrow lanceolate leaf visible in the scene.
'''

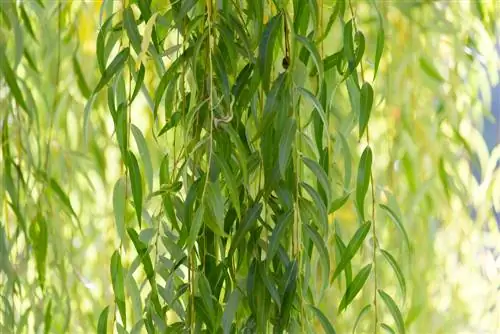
[127,151,143,227]
[330,192,351,214]
[223,289,240,334]
[48,178,78,219]
[338,264,372,313]
[378,290,405,334]
[127,228,162,314]
[184,205,204,253]
[295,34,324,95]
[343,20,355,63]
[115,104,128,159]
[30,216,48,288]
[356,146,372,221]
[303,224,330,296]
[352,305,372,334]
[214,152,241,219]
[379,204,411,253]
[44,299,52,334]
[279,118,297,178]
[94,47,130,94]
[130,64,145,103]
[123,7,141,54]
[338,131,352,189]
[229,203,263,254]
[309,305,336,334]
[113,177,127,242]
[297,87,329,135]
[72,55,91,98]
[268,210,293,262]
[110,251,126,325]
[371,0,384,79]
[302,156,331,205]
[381,249,407,300]
[131,125,153,193]
[0,48,29,114]
[332,221,371,281]
[96,13,116,73]
[97,306,110,334]
[301,183,328,234]
[259,13,282,91]
[359,82,374,139]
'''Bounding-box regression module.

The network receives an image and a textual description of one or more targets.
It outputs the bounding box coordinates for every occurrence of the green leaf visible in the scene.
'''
[352,305,371,334]
[115,103,128,160]
[301,183,327,234]
[223,289,240,334]
[379,204,411,253]
[295,34,324,95]
[184,205,204,253]
[96,13,116,73]
[268,210,293,262]
[297,87,329,137]
[110,251,126,325]
[0,48,29,115]
[213,152,241,219]
[309,305,336,334]
[130,64,145,103]
[332,221,371,281]
[48,178,78,219]
[371,0,384,79]
[278,260,298,331]
[29,216,48,288]
[381,323,397,334]
[94,47,129,94]
[279,118,297,178]
[73,55,91,98]
[113,177,127,242]
[302,156,331,205]
[127,151,143,227]
[330,192,351,214]
[259,13,282,91]
[127,228,162,314]
[97,306,110,334]
[131,125,153,193]
[419,57,444,82]
[303,224,330,297]
[338,131,352,189]
[355,146,372,221]
[44,299,52,334]
[338,264,372,313]
[230,203,263,254]
[335,234,352,286]
[378,290,405,334]
[380,249,407,300]
[123,7,141,54]
[359,82,373,140]
[343,20,355,63]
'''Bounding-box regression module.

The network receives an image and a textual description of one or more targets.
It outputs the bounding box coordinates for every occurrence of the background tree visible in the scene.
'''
[0,0,499,333]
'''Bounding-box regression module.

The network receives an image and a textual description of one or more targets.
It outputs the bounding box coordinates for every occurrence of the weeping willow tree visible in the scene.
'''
[1,0,499,333]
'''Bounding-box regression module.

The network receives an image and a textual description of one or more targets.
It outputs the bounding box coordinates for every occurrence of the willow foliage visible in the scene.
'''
[1,1,499,333]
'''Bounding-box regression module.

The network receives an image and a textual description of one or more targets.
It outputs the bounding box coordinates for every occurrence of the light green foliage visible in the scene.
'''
[0,1,499,333]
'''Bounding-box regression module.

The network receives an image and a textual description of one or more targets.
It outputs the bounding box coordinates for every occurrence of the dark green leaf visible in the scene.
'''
[302,156,331,205]
[131,125,153,193]
[213,152,241,219]
[359,82,373,139]
[338,264,371,313]
[295,34,324,95]
[230,203,262,254]
[130,64,145,103]
[97,306,110,334]
[94,47,129,94]
[332,221,371,281]
[123,7,141,54]
[268,210,293,262]
[223,289,240,334]
[330,192,351,214]
[127,151,143,227]
[111,251,126,325]
[259,13,282,91]
[355,146,372,221]
[0,48,29,115]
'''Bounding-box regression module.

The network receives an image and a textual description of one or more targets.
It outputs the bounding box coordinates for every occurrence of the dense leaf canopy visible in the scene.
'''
[0,1,499,333]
